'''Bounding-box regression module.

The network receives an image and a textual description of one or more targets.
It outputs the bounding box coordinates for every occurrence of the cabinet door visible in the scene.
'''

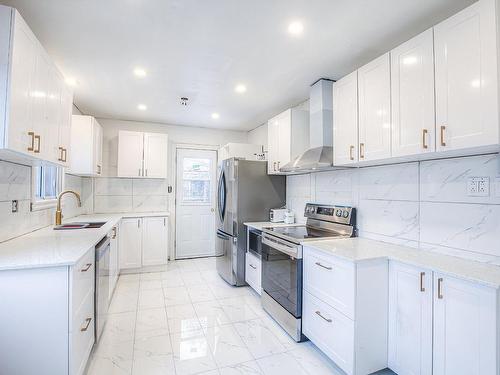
[109,225,119,299]
[45,64,64,164]
[388,262,432,375]
[434,0,499,152]
[118,218,142,269]
[58,84,73,167]
[7,11,37,156]
[117,131,144,177]
[31,51,52,160]
[92,119,103,175]
[277,109,292,169]
[144,133,168,178]
[433,273,497,375]
[333,71,358,165]
[358,53,391,161]
[391,29,435,157]
[267,118,280,174]
[142,217,168,266]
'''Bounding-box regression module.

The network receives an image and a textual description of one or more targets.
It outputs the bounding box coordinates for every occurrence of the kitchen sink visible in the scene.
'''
[54,222,107,230]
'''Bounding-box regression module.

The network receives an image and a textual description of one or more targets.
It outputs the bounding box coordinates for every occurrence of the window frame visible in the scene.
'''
[31,165,64,211]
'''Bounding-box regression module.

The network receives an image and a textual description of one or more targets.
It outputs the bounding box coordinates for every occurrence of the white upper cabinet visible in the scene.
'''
[434,0,499,152]
[391,29,435,157]
[388,262,433,375]
[70,115,103,176]
[0,6,73,166]
[433,273,497,375]
[267,108,309,174]
[358,53,391,162]
[333,71,358,165]
[144,132,168,178]
[117,130,168,178]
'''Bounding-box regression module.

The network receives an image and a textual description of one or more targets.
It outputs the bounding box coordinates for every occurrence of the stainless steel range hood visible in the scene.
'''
[280,79,335,173]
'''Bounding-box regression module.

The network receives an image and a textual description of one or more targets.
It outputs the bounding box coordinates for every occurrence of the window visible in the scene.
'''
[182,157,211,203]
[31,165,63,210]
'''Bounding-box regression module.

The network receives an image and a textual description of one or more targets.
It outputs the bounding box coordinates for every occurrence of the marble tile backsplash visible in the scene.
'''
[286,154,500,264]
[0,161,92,243]
[93,178,168,213]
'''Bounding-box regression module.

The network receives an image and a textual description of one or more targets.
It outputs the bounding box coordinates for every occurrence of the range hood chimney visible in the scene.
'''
[280,79,334,173]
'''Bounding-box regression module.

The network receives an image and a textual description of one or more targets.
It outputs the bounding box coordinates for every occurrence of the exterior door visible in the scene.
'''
[434,0,498,152]
[391,29,435,157]
[175,148,217,259]
[388,262,433,375]
[333,71,359,165]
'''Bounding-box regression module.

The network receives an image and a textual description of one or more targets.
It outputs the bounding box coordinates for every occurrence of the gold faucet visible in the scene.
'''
[55,190,82,225]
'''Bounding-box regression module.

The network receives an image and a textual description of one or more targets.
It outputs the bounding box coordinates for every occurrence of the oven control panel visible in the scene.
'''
[304,203,355,225]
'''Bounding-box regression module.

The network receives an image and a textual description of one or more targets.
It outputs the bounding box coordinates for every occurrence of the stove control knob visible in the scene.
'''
[342,210,349,218]
[335,209,342,217]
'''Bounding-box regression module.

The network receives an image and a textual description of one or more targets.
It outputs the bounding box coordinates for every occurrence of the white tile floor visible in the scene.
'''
[86,257,395,375]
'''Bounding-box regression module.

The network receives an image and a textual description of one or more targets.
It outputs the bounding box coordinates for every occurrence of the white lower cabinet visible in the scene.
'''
[433,273,498,375]
[302,246,388,375]
[388,262,433,375]
[245,251,261,295]
[109,224,120,299]
[120,216,169,270]
[0,247,95,375]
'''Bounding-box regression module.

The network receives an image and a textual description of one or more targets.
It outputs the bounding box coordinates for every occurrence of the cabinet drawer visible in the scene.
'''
[245,252,261,295]
[303,291,355,375]
[303,247,355,319]
[70,288,95,375]
[71,248,95,315]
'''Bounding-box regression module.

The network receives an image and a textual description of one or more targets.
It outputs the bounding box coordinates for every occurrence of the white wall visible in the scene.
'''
[248,123,268,151]
[286,153,500,265]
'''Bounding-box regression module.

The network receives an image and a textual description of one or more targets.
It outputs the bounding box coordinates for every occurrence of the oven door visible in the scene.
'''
[261,234,302,318]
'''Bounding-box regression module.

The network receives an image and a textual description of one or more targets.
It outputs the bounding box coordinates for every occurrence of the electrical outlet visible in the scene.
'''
[11,200,18,213]
[467,176,490,197]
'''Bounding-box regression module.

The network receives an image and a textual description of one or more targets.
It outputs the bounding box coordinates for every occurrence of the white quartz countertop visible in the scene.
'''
[244,221,303,230]
[305,237,500,289]
[0,212,170,271]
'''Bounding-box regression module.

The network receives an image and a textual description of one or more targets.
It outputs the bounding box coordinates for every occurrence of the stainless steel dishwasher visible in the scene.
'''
[95,236,111,342]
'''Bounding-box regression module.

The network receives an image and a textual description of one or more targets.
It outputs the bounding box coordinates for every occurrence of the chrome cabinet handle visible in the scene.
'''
[315,311,332,323]
[34,135,41,153]
[315,262,332,270]
[249,264,257,269]
[440,126,446,147]
[349,145,355,161]
[420,272,426,292]
[437,278,444,299]
[359,143,365,159]
[27,132,35,151]
[80,317,92,332]
[422,129,428,149]
[81,263,92,272]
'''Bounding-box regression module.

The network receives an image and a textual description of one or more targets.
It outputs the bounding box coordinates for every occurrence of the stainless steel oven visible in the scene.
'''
[261,233,304,341]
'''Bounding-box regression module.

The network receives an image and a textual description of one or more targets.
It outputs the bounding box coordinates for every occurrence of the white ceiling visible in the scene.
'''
[2,0,475,131]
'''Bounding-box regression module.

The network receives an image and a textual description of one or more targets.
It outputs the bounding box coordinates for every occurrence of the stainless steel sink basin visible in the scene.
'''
[54,222,107,230]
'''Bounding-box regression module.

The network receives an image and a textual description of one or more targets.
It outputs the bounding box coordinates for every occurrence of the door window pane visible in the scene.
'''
[182,158,211,203]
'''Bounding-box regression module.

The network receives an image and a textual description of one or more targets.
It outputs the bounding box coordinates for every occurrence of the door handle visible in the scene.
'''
[34,135,41,153]
[359,143,365,159]
[420,272,425,292]
[422,129,428,149]
[315,311,332,323]
[27,132,35,151]
[440,126,446,147]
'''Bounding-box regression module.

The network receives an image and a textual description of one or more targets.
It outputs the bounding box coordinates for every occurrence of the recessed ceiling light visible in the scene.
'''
[288,21,304,35]
[235,84,247,94]
[137,104,147,111]
[133,67,147,78]
[211,113,220,119]
[65,77,78,86]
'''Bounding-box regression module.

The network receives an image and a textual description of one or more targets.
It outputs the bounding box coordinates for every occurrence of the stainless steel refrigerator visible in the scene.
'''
[216,158,286,286]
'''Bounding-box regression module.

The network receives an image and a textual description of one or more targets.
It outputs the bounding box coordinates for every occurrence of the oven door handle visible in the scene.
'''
[262,235,300,259]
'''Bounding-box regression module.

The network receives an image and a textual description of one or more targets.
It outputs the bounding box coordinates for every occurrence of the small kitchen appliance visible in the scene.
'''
[269,208,287,223]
